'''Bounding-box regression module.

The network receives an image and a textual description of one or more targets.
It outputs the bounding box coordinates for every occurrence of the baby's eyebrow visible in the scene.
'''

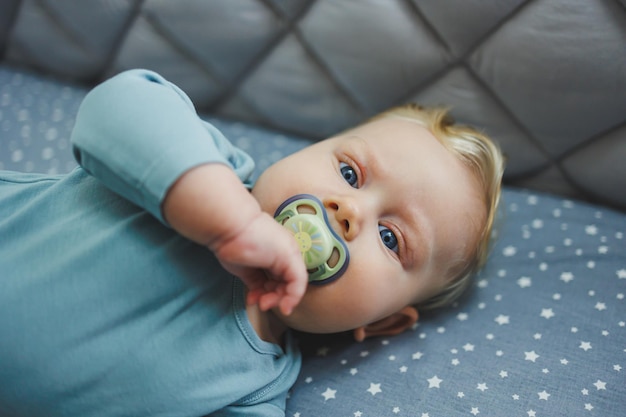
[344,136,374,180]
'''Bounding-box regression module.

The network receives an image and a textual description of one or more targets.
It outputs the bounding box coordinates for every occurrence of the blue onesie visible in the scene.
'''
[0,70,301,417]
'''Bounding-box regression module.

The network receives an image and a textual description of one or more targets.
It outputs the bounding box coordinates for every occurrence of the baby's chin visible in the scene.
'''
[271,292,363,336]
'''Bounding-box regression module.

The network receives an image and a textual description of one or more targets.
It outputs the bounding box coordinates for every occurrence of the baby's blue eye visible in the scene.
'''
[340,162,358,188]
[379,225,399,253]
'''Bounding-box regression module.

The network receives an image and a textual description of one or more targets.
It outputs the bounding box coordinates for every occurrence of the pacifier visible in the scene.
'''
[274,194,349,285]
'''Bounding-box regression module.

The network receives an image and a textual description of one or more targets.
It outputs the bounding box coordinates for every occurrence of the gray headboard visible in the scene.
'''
[2,0,625,210]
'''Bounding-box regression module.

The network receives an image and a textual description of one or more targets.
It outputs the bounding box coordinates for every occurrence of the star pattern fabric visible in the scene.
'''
[288,190,625,416]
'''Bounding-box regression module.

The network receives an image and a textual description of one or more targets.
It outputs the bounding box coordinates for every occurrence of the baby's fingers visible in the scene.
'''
[267,253,307,314]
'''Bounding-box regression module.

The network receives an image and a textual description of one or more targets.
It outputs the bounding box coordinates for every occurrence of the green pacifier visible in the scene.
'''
[274,194,350,285]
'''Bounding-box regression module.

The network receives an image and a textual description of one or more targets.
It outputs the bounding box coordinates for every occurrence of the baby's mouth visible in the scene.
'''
[274,194,350,285]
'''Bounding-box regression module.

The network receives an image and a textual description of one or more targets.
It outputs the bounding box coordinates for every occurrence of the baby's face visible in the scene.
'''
[252,116,485,334]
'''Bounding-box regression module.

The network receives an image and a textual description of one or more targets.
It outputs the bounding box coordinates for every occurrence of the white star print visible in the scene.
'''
[321,387,336,401]
[598,245,608,254]
[560,272,574,283]
[593,380,606,390]
[427,375,443,388]
[367,383,382,396]
[538,390,550,400]
[585,225,598,235]
[290,195,626,416]
[503,245,517,256]
[517,276,532,288]
[495,314,510,325]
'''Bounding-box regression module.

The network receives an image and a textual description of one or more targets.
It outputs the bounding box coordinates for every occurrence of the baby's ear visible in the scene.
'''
[353,306,419,342]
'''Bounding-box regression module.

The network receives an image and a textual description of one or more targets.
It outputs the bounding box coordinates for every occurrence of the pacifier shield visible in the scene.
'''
[274,194,349,285]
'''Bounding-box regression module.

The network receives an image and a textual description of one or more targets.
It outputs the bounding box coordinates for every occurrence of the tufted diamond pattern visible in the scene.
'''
[2,0,625,209]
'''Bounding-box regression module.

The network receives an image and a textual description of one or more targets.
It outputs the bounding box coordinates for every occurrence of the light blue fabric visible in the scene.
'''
[0,70,300,417]
[71,69,256,224]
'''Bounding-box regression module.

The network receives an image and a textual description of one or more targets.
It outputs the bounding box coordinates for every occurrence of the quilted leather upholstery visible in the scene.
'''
[2,0,625,209]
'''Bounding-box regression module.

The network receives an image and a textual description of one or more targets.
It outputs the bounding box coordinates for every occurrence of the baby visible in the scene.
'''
[0,70,503,416]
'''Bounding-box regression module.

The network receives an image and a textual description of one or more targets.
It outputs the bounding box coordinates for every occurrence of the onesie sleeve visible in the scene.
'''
[70,69,255,224]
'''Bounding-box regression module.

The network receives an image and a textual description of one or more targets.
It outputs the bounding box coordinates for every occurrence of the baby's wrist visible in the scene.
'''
[163,163,262,247]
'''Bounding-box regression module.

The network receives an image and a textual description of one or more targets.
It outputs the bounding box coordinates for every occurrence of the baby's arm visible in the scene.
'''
[71,69,306,314]
[163,163,306,315]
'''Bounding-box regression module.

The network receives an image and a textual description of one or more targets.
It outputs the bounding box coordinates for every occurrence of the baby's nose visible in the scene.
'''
[324,197,361,241]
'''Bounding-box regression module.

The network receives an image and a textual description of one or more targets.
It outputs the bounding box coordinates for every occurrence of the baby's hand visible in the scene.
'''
[212,212,307,316]
[163,163,307,316]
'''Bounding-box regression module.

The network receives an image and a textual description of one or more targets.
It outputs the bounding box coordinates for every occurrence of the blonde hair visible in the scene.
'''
[370,104,505,310]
